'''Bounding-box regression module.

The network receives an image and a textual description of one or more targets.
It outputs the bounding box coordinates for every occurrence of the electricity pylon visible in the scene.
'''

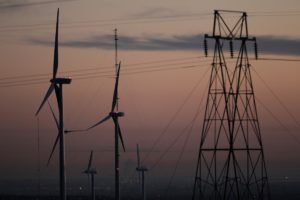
[192,10,270,200]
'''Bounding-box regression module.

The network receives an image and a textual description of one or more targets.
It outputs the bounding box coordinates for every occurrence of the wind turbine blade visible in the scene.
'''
[48,102,59,129]
[87,115,111,130]
[53,8,59,79]
[64,129,86,133]
[111,62,121,112]
[36,84,55,116]
[88,150,93,169]
[113,118,125,152]
[137,144,140,168]
[118,125,126,152]
[47,132,60,166]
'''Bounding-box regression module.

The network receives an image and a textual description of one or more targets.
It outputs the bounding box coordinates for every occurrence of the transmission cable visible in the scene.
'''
[0,56,299,88]
[255,57,300,62]
[0,63,208,88]
[164,82,207,200]
[0,61,202,85]
[124,66,210,185]
[256,97,300,145]
[0,14,212,33]
[1,10,300,33]
[141,66,210,165]
[0,56,204,82]
[252,67,300,129]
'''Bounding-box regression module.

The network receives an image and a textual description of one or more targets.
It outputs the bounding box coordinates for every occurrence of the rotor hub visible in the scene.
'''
[51,77,72,84]
[136,166,148,171]
[110,112,125,117]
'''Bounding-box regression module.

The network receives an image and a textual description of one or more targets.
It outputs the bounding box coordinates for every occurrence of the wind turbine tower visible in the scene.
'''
[136,144,148,200]
[192,10,270,200]
[35,9,71,200]
[83,151,97,200]
[87,29,126,200]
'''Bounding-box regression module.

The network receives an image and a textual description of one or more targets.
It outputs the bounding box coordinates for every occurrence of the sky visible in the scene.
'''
[1,0,300,197]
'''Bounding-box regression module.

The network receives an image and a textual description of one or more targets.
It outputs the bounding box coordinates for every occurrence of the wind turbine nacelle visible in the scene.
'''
[136,166,148,171]
[118,112,125,117]
[51,77,72,84]
[110,112,125,117]
[83,169,97,175]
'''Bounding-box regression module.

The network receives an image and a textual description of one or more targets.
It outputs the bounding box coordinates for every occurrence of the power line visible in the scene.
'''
[1,10,300,33]
[0,64,207,88]
[164,83,206,200]
[0,57,210,88]
[250,10,300,14]
[0,64,208,88]
[0,13,211,30]
[0,56,203,81]
[252,67,300,129]
[141,66,210,166]
[254,57,300,62]
[1,55,299,88]
[0,14,212,33]
[256,97,300,145]
[124,67,210,185]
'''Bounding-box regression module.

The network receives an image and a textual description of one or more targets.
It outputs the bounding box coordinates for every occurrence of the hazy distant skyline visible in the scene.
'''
[1,0,300,196]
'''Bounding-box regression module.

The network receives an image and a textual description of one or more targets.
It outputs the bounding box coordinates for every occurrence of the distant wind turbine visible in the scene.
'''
[84,150,97,200]
[136,144,148,200]
[35,8,71,200]
[64,29,126,200]
[86,61,125,200]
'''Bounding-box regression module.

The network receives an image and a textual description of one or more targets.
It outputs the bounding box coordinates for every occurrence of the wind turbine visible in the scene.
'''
[83,150,97,200]
[136,144,148,200]
[87,61,125,200]
[35,8,71,200]
[86,29,125,200]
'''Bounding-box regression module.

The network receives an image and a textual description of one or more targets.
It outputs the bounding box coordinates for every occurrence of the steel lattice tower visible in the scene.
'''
[192,10,270,200]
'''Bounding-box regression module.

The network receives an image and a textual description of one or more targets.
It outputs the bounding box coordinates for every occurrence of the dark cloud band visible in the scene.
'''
[0,0,76,9]
[28,34,300,56]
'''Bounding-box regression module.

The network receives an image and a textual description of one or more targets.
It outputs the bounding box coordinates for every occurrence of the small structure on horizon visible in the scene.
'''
[136,144,148,200]
[83,150,97,200]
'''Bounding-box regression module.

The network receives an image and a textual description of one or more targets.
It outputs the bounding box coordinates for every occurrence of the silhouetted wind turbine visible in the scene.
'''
[35,8,71,200]
[84,150,97,200]
[136,144,148,200]
[87,61,125,200]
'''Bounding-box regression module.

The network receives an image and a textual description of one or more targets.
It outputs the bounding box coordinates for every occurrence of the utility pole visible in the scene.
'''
[192,10,270,200]
[84,29,126,200]
[37,117,41,199]
[115,28,118,74]
[112,29,122,200]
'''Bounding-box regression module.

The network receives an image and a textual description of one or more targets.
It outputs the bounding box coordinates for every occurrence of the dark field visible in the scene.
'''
[0,181,299,200]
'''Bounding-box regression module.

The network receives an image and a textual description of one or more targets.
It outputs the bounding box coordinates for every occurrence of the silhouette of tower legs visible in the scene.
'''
[91,174,95,200]
[192,10,270,200]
